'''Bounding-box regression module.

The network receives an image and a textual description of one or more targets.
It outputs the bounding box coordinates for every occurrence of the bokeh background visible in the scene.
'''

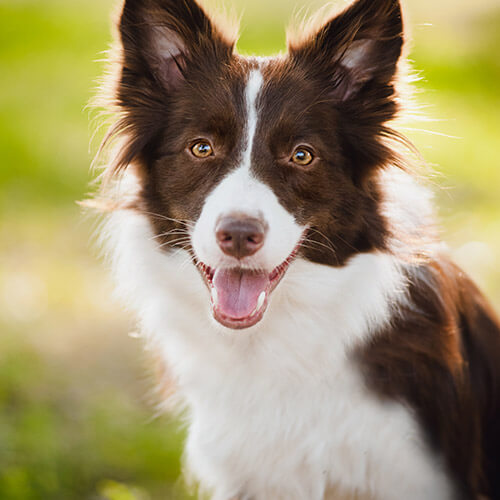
[1,0,499,498]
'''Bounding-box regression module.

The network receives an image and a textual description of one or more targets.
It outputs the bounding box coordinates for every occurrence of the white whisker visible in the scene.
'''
[139,210,195,229]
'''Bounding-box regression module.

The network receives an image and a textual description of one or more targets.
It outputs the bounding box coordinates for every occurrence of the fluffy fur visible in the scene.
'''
[92,0,500,498]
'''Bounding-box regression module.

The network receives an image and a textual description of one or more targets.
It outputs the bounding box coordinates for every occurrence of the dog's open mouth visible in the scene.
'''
[197,250,298,329]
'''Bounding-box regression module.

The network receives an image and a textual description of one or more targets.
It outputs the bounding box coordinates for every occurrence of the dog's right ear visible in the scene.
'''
[104,0,237,176]
[119,0,235,90]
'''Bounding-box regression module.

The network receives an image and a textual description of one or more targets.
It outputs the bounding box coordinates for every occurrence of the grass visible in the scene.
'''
[1,0,499,498]
[0,331,188,500]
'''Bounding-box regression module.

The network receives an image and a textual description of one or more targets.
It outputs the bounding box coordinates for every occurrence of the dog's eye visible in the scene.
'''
[191,141,213,158]
[291,147,313,167]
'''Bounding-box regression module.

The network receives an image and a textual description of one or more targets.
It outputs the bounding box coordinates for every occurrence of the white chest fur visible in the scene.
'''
[105,210,454,500]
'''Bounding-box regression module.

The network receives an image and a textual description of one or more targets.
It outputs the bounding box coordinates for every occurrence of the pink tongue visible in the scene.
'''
[213,268,269,319]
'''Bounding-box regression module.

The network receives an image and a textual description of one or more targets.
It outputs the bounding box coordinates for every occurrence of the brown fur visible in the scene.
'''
[357,257,500,498]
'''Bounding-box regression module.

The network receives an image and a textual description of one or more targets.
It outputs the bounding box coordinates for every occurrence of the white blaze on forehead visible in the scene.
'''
[190,66,305,272]
[241,69,264,172]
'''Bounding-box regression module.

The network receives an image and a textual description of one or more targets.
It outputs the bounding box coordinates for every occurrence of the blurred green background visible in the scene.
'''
[0,0,499,498]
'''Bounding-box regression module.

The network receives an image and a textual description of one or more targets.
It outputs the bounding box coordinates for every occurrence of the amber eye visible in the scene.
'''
[191,141,213,158]
[291,147,313,167]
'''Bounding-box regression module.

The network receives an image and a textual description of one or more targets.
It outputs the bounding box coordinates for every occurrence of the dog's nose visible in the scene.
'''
[216,215,266,259]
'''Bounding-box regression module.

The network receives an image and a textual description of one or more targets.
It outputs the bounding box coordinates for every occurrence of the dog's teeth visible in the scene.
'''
[211,287,218,307]
[257,291,266,311]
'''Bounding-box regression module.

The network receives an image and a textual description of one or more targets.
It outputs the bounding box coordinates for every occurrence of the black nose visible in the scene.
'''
[216,215,266,259]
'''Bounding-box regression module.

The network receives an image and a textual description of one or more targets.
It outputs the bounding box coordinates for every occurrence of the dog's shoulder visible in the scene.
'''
[356,254,500,497]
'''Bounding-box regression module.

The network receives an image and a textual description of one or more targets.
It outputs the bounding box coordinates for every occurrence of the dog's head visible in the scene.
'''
[104,0,405,329]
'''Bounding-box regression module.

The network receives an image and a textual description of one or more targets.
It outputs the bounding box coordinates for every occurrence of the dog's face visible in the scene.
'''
[111,0,404,329]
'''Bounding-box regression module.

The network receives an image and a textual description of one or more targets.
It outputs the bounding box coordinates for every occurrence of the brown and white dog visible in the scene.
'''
[93,0,500,498]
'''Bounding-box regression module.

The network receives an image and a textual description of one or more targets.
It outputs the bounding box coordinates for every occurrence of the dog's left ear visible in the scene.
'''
[288,0,405,180]
[288,0,404,102]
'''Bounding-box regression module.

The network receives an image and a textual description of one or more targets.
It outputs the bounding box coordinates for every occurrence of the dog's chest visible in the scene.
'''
[184,351,392,498]
[177,315,450,500]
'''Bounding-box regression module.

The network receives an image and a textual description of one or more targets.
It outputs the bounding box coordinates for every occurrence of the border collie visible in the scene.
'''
[91,0,500,497]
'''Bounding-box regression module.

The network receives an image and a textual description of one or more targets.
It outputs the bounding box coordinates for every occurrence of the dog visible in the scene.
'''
[92,0,500,498]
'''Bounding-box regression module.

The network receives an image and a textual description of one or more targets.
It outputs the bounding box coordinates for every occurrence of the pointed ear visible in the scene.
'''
[102,0,236,177]
[119,0,236,91]
[288,0,404,102]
